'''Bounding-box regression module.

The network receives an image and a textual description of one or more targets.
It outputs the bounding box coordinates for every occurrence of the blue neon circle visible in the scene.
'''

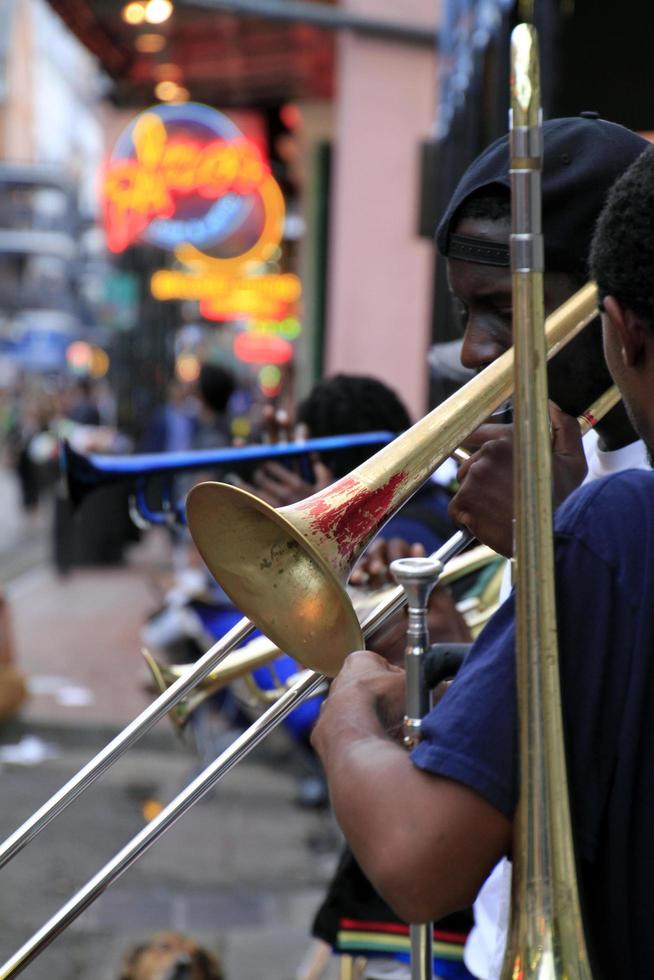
[111,102,255,252]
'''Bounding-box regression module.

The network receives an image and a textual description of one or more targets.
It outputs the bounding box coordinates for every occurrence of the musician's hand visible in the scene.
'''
[349,537,426,588]
[448,403,586,557]
[548,402,588,505]
[312,651,406,762]
[448,424,514,556]
[229,404,335,506]
[369,585,472,667]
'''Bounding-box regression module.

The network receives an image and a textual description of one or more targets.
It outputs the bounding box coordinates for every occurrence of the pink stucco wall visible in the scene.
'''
[325,0,439,420]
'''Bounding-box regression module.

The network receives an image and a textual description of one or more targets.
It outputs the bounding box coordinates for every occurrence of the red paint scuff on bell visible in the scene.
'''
[296,471,407,560]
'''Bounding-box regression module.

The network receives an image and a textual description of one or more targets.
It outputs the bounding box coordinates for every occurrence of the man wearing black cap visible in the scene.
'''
[438,114,649,559]
[310,124,654,979]
[354,116,649,588]
[435,113,651,978]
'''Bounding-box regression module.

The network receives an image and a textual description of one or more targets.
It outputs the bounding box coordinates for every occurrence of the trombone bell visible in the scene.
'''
[187,483,363,677]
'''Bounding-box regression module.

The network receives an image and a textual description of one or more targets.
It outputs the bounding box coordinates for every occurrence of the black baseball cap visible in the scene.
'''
[436,114,650,274]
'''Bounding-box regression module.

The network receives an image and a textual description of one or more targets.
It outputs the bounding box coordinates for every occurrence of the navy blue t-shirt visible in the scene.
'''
[411,468,654,978]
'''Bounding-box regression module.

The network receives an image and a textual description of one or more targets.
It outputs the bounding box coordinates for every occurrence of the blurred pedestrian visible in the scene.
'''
[66,377,100,427]
[193,362,235,451]
[140,380,198,454]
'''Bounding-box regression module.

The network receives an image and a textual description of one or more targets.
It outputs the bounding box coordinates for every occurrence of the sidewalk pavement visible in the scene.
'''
[8,537,163,727]
[0,467,50,585]
[0,500,342,980]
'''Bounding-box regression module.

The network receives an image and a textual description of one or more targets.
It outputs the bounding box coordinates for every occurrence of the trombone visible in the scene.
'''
[502,24,591,978]
[0,373,616,976]
[0,283,600,976]
[63,430,395,527]
[143,345,616,732]
[0,281,598,870]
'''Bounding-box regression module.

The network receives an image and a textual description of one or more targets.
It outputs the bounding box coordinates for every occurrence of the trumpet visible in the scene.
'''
[0,283,600,976]
[142,634,285,728]
[63,431,395,527]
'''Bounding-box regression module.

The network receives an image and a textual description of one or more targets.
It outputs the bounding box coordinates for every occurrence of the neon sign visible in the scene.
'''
[247,316,302,339]
[105,103,303,381]
[233,332,293,365]
[103,103,282,262]
[151,269,301,321]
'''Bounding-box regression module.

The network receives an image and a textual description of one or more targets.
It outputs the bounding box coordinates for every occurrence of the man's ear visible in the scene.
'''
[603,295,647,367]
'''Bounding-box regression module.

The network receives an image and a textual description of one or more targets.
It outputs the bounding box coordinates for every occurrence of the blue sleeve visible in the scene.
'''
[410,596,518,819]
[411,525,634,859]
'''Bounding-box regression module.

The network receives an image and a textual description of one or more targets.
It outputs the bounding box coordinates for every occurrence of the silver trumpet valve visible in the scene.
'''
[389,556,443,749]
[390,555,443,980]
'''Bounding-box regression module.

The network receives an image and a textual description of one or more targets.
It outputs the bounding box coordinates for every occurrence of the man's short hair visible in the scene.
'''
[590,143,654,326]
[437,115,649,278]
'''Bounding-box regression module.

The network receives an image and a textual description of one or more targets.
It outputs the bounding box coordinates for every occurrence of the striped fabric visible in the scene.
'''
[337,919,468,962]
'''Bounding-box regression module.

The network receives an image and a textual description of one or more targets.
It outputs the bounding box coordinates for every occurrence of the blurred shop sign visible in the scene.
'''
[151,269,301,321]
[233,331,293,365]
[103,101,302,381]
[100,270,139,331]
[15,329,70,370]
[11,310,77,370]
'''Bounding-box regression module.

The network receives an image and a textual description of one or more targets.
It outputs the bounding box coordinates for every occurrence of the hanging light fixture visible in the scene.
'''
[144,0,174,25]
[135,33,166,53]
[122,2,146,25]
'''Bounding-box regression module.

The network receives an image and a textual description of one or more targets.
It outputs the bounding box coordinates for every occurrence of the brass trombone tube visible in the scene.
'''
[0,366,619,974]
[501,24,591,978]
[0,668,327,979]
[0,617,255,870]
[578,384,620,431]
[0,533,471,978]
[0,284,602,969]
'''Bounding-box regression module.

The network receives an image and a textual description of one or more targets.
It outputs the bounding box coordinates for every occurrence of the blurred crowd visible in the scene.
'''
[0,375,119,518]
